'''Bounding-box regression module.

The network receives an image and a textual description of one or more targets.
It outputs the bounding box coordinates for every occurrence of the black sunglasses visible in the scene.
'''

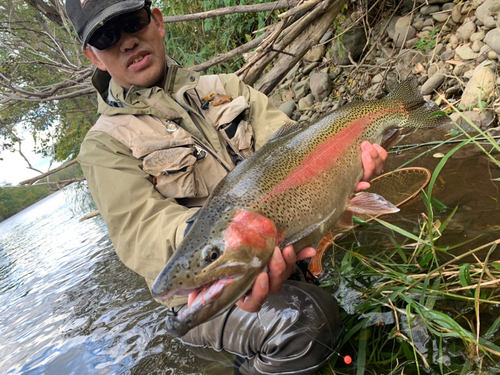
[88,6,152,50]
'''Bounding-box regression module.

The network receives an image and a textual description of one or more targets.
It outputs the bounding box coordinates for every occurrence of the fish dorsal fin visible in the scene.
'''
[279,208,337,249]
[269,121,304,141]
[347,192,400,215]
[350,95,363,103]
[386,77,424,111]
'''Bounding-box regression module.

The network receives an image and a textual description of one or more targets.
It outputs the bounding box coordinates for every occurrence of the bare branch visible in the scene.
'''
[20,159,79,186]
[162,0,300,23]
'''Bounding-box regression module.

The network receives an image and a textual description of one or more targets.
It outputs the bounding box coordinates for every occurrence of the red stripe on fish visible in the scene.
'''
[264,107,398,198]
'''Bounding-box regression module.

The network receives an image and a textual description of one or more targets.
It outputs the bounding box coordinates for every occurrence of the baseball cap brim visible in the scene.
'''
[81,0,146,49]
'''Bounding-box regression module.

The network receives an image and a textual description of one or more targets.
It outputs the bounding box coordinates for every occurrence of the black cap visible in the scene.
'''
[65,0,151,49]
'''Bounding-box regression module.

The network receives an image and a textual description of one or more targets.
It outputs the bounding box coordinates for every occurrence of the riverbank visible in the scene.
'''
[266,0,499,133]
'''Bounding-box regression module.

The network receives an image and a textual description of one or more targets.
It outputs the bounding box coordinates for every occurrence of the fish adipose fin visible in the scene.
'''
[279,208,337,249]
[347,192,400,216]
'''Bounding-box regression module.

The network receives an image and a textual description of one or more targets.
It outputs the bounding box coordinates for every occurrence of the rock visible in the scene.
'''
[413,19,425,30]
[432,12,450,23]
[440,50,455,61]
[455,45,478,60]
[450,110,496,131]
[421,5,440,14]
[293,79,310,100]
[476,0,500,29]
[309,72,332,102]
[393,26,417,47]
[451,4,462,23]
[453,63,474,76]
[329,67,342,81]
[320,29,334,44]
[470,30,486,42]
[282,89,294,102]
[423,18,435,27]
[363,83,384,100]
[331,27,367,65]
[386,17,400,39]
[372,73,384,83]
[442,3,455,11]
[472,40,485,52]
[461,66,496,107]
[456,21,476,40]
[303,62,320,75]
[484,29,500,54]
[279,100,296,117]
[449,34,459,48]
[304,44,326,62]
[298,94,314,110]
[488,50,498,59]
[421,72,445,94]
[395,15,413,30]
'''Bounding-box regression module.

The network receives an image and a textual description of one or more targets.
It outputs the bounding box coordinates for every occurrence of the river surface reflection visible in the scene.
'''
[0,188,227,375]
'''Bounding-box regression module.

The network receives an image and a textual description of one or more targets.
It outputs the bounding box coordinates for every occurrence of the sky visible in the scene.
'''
[0,132,60,186]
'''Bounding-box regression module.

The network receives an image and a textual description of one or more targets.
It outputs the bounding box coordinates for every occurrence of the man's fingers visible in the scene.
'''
[372,143,388,175]
[296,247,316,261]
[236,272,268,312]
[268,246,291,294]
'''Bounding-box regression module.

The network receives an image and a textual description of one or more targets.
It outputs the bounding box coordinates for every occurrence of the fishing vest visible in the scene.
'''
[89,75,255,208]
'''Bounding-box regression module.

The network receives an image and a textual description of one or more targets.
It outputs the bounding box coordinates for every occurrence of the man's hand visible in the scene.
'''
[235,245,315,312]
[355,141,387,192]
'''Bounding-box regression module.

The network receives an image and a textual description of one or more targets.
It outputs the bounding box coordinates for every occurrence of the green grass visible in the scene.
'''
[316,110,500,374]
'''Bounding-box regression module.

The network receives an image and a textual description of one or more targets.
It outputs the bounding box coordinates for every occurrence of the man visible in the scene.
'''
[66,0,387,374]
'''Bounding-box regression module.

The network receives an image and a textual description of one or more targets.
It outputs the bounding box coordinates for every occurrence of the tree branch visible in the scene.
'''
[19,159,79,186]
[162,0,300,23]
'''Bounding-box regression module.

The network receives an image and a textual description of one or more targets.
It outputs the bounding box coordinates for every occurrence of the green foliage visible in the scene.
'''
[0,162,84,222]
[0,184,50,221]
[415,28,439,51]
[156,0,278,73]
[0,0,96,163]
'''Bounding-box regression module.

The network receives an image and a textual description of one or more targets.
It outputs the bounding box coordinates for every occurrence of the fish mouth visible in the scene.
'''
[165,275,244,338]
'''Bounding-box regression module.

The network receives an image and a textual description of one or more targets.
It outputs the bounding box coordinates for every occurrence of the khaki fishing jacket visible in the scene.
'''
[78,56,291,306]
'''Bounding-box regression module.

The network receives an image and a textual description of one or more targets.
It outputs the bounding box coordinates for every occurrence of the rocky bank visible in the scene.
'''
[268,0,500,133]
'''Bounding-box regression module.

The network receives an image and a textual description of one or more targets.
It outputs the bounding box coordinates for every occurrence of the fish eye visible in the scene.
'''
[202,246,220,262]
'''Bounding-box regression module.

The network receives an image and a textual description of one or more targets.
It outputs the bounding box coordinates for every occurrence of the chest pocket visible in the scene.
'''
[214,96,254,161]
[135,121,209,199]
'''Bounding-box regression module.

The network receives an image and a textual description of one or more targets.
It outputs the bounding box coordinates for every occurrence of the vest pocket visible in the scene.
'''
[143,147,209,198]
[214,96,254,160]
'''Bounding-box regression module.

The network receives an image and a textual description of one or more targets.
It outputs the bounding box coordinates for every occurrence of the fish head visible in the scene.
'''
[151,209,278,337]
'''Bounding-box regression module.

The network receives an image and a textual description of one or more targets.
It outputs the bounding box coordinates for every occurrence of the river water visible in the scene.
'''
[1,137,499,374]
[0,187,222,375]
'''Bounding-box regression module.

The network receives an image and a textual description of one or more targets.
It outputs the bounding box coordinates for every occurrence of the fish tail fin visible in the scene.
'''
[388,77,450,129]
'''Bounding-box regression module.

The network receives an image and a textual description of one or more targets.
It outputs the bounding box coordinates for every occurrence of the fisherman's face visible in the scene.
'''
[83,7,167,89]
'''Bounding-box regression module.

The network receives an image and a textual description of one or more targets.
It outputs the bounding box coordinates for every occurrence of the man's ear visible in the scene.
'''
[83,47,107,71]
[151,8,166,39]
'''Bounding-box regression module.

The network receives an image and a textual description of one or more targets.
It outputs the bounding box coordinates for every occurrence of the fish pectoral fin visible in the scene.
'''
[279,208,337,249]
[347,192,400,216]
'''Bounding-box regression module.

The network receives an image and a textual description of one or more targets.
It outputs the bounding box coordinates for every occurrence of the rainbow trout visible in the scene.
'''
[151,78,448,337]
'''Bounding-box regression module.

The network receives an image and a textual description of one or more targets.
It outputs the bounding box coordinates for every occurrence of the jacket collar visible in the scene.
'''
[91,54,201,116]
